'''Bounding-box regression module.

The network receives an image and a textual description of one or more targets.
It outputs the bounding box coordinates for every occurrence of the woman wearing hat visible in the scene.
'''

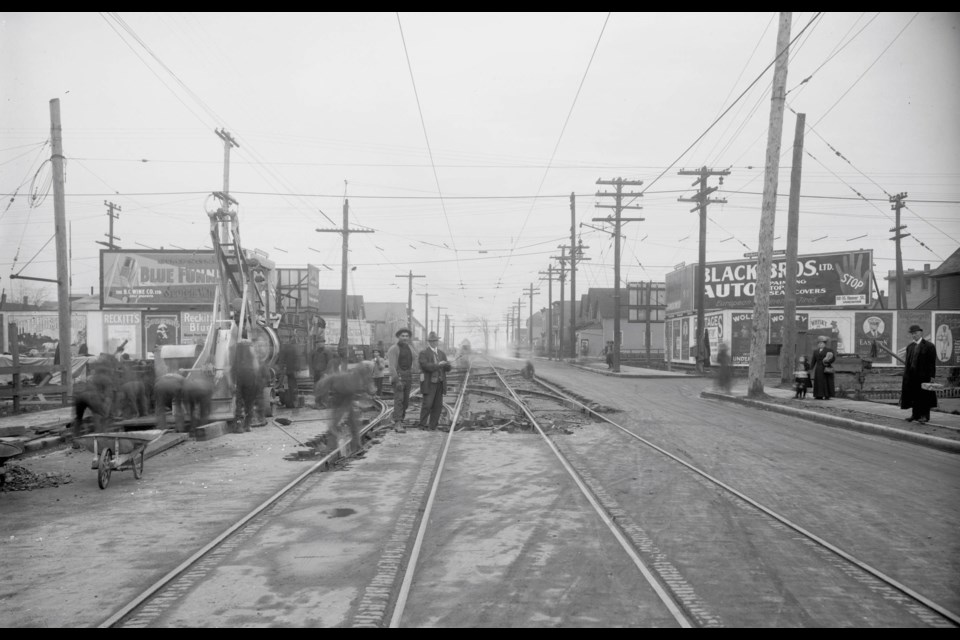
[810,335,836,400]
[900,324,937,423]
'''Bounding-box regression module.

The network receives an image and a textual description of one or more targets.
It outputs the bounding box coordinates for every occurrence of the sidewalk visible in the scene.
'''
[569,359,960,454]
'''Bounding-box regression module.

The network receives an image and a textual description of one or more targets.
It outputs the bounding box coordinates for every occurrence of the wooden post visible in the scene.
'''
[747,13,792,398]
[780,112,805,384]
[50,99,72,405]
[10,323,21,414]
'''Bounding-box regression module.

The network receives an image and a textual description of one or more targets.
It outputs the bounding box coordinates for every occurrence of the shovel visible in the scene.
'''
[271,417,320,457]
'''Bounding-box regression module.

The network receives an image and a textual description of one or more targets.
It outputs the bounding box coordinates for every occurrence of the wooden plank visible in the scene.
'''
[0,364,68,375]
[0,385,69,399]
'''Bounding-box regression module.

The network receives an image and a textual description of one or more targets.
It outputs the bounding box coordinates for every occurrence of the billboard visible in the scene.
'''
[102,250,218,308]
[102,312,142,358]
[933,312,960,366]
[666,250,874,312]
[768,311,809,345]
[1,312,88,356]
[854,311,894,364]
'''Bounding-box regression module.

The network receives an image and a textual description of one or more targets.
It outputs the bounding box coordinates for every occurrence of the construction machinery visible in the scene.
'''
[158,199,279,428]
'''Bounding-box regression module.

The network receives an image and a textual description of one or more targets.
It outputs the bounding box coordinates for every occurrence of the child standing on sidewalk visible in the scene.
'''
[794,355,811,398]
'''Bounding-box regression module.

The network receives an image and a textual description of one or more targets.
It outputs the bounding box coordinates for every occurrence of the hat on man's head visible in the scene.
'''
[427,331,440,342]
[396,327,411,338]
[908,324,923,333]
[817,335,830,343]
[868,317,880,325]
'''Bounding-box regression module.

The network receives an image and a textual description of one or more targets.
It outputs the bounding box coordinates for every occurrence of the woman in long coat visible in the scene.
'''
[811,335,836,400]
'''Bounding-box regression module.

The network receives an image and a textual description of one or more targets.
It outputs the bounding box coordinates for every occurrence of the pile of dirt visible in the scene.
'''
[0,463,73,492]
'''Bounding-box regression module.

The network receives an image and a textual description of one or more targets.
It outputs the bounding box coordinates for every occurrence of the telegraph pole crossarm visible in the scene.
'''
[317,198,374,356]
[95,200,122,250]
[396,270,425,331]
[678,166,730,374]
[889,192,909,310]
[594,177,644,373]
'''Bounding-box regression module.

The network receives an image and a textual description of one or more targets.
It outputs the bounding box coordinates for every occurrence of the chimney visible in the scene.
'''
[23,295,29,305]
[924,263,930,271]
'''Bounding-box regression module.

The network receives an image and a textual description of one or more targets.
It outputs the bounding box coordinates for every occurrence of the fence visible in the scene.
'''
[0,322,70,412]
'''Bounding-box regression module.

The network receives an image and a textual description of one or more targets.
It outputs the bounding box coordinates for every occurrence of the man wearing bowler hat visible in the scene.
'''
[900,324,937,423]
[387,327,418,432]
[418,331,452,430]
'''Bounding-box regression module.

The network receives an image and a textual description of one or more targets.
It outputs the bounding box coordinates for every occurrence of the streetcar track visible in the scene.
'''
[102,399,392,628]
[99,357,959,628]
[524,364,960,627]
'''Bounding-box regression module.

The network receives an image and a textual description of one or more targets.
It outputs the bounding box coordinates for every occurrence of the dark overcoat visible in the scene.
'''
[900,338,938,412]
[811,346,836,399]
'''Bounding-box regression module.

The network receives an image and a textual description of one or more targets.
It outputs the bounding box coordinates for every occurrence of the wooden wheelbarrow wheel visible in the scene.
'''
[97,448,113,490]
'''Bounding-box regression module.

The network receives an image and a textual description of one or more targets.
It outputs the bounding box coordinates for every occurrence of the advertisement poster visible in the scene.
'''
[672,319,682,361]
[306,264,321,310]
[680,317,690,361]
[321,317,372,345]
[144,314,180,354]
[181,311,214,346]
[102,312,142,358]
[102,250,218,308]
[731,312,753,366]
[933,312,960,366]
[664,321,673,362]
[768,312,809,345]
[854,311,894,364]
[808,312,852,354]
[2,312,88,357]
[665,265,696,315]
[705,313,724,364]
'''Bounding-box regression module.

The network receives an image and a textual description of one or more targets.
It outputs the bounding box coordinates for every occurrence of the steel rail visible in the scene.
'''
[388,368,472,627]
[481,357,694,628]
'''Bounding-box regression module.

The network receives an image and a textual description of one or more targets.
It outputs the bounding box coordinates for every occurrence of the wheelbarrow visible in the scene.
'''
[74,429,170,489]
[0,441,24,488]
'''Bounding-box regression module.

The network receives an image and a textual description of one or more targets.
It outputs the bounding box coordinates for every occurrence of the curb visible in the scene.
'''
[567,362,702,379]
[700,390,960,454]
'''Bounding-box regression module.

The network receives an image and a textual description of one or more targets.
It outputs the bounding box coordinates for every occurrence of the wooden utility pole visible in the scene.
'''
[679,167,729,373]
[569,193,578,359]
[434,306,446,340]
[747,12,792,398]
[595,178,644,373]
[780,112,806,383]
[317,198,373,358]
[890,192,909,309]
[514,299,525,352]
[555,247,566,359]
[215,128,239,245]
[417,291,433,342]
[395,270,425,332]
[50,99,72,404]
[524,283,540,351]
[538,264,560,359]
[95,200,122,250]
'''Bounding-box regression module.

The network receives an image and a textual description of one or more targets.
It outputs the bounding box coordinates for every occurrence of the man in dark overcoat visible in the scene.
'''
[418,331,451,430]
[900,324,938,423]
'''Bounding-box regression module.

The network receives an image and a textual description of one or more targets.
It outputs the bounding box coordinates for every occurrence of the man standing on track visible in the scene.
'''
[387,327,418,433]
[418,331,452,430]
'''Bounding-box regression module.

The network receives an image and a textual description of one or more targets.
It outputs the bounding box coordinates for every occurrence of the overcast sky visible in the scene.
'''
[2,12,959,344]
